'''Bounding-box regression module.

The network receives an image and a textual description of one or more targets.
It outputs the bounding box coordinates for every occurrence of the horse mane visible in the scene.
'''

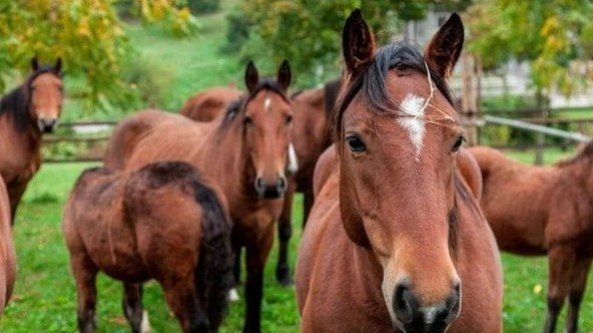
[290,90,304,99]
[334,40,456,138]
[0,65,62,133]
[554,140,593,167]
[220,78,290,129]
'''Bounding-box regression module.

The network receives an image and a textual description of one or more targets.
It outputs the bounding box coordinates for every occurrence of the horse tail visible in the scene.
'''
[193,176,234,329]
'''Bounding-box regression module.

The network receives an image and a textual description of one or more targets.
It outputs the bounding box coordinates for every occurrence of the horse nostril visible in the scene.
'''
[276,177,287,192]
[255,178,265,191]
[393,283,417,324]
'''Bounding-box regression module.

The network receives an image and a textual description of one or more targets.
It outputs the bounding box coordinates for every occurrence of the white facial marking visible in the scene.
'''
[287,143,299,175]
[399,93,426,161]
[264,97,272,112]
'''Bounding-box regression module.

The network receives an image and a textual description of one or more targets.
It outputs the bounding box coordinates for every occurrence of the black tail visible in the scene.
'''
[193,179,234,330]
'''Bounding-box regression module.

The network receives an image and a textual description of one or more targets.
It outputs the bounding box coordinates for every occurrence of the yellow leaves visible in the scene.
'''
[533,284,542,294]
[77,17,91,37]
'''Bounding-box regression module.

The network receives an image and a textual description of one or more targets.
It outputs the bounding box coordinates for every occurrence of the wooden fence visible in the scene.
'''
[42,106,593,164]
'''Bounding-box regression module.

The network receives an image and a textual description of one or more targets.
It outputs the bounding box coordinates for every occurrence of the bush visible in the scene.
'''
[120,54,175,111]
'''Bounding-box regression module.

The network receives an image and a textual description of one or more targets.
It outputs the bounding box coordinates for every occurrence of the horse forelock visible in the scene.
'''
[220,79,290,130]
[334,40,456,141]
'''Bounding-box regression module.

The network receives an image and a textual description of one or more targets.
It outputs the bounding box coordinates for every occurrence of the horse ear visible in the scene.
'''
[342,9,376,75]
[277,60,291,91]
[54,57,63,73]
[424,13,464,79]
[245,61,259,94]
[31,57,39,71]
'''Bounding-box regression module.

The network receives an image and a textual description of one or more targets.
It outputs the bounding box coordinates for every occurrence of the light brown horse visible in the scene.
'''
[0,175,16,316]
[179,79,340,285]
[470,144,593,333]
[0,57,63,222]
[63,161,233,333]
[296,10,502,332]
[103,61,293,333]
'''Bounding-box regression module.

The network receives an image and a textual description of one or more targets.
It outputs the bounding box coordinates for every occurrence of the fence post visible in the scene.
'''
[534,91,547,165]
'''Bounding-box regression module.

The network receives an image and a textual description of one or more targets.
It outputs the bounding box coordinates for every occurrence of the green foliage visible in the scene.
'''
[466,0,593,96]
[231,1,467,87]
[0,0,198,110]
[188,0,220,14]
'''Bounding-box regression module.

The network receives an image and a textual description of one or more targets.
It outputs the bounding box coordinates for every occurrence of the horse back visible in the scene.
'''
[180,87,242,122]
[104,109,172,170]
[0,176,15,315]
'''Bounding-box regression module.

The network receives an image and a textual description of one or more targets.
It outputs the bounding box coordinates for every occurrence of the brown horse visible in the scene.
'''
[0,57,63,222]
[180,79,340,285]
[470,144,593,333]
[0,175,16,316]
[296,10,502,332]
[103,61,293,332]
[63,161,233,333]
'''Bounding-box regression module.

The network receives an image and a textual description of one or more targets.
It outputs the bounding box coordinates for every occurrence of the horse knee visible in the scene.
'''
[547,296,564,314]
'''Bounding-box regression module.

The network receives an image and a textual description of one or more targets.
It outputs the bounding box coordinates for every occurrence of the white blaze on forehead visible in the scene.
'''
[398,93,426,161]
[264,97,272,112]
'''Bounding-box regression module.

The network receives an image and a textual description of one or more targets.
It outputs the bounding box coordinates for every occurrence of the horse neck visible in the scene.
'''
[0,107,41,154]
[206,120,253,201]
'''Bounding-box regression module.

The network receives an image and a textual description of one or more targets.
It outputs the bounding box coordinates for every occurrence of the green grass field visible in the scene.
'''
[1,150,593,332]
[3,1,593,332]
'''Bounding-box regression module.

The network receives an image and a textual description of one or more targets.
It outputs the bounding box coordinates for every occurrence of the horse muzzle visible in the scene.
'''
[392,283,461,333]
[254,176,287,199]
[38,118,58,133]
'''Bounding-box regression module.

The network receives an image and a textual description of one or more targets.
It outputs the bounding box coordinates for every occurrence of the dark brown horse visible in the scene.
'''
[103,61,293,332]
[296,11,502,332]
[63,161,233,333]
[0,57,63,222]
[179,79,340,285]
[0,175,16,316]
[470,144,593,333]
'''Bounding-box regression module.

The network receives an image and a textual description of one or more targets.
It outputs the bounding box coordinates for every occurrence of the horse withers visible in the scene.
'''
[0,57,63,222]
[62,161,233,332]
[296,10,502,332]
[470,144,593,333]
[103,61,294,333]
[0,175,16,316]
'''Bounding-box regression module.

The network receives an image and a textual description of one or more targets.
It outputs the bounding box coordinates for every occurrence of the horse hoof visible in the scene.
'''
[229,288,240,302]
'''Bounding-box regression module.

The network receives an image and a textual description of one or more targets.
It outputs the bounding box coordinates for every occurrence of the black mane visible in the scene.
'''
[0,65,62,133]
[221,78,290,128]
[334,40,456,137]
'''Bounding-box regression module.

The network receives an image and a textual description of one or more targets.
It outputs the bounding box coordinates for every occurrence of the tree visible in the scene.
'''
[466,0,593,97]
[229,0,471,87]
[0,0,197,108]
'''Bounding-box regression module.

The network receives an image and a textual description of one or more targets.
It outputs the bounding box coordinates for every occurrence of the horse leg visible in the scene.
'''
[161,277,208,333]
[276,184,294,286]
[301,185,314,228]
[7,179,28,224]
[122,283,149,333]
[566,256,592,333]
[72,253,99,333]
[543,246,576,333]
[243,231,274,333]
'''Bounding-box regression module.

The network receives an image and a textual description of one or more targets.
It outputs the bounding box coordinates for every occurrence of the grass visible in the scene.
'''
[2,150,593,332]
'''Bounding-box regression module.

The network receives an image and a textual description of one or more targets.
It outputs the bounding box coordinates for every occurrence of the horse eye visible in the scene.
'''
[243,116,252,126]
[346,135,366,153]
[452,135,465,152]
[286,115,293,124]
